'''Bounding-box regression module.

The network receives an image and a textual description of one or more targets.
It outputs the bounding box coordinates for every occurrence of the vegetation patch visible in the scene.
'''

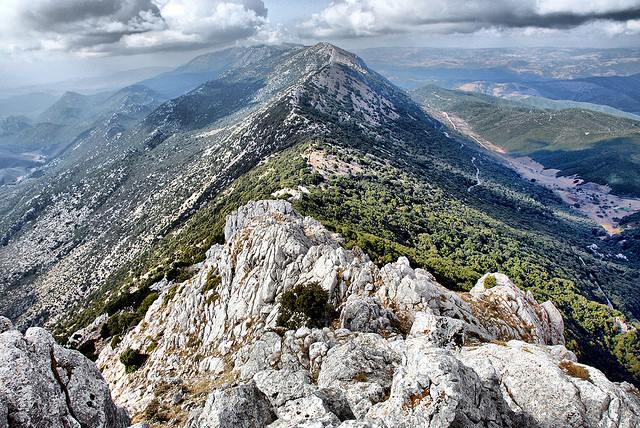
[146,339,159,354]
[163,285,179,305]
[559,360,592,382]
[484,274,497,289]
[202,270,222,305]
[277,283,336,330]
[120,348,148,373]
[203,270,222,293]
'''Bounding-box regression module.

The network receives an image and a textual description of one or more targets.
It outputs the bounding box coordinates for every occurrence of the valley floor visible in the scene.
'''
[427,107,640,234]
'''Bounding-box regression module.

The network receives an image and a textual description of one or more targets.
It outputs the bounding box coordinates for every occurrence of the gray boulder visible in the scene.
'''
[186,382,276,428]
[0,323,129,428]
[340,296,397,334]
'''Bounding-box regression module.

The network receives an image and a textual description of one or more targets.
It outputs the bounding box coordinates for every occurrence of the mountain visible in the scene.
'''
[1,42,639,398]
[357,47,640,89]
[4,201,640,426]
[0,92,57,120]
[411,84,640,197]
[0,66,171,99]
[460,73,640,116]
[0,85,165,186]
[89,200,639,426]
[139,44,302,98]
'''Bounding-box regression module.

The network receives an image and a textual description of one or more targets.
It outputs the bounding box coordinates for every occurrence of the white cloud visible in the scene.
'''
[0,0,268,55]
[297,0,640,39]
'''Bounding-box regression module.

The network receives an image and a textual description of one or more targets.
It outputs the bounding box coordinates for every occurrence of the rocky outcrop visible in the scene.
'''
[0,316,130,428]
[95,200,640,427]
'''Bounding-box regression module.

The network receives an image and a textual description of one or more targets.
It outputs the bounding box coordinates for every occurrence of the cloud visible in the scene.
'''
[0,0,268,55]
[297,0,640,39]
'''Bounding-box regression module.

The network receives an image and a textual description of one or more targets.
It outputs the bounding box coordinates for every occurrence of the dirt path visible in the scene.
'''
[467,157,481,192]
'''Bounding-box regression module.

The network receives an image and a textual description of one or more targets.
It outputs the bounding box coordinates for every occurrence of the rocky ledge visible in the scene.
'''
[88,200,640,427]
[0,316,130,428]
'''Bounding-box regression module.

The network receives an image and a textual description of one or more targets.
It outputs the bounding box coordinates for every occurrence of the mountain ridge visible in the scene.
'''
[1,42,639,396]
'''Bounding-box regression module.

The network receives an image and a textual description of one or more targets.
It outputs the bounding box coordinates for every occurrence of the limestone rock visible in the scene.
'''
[94,200,640,427]
[468,273,565,345]
[459,341,640,427]
[269,395,340,427]
[366,338,525,427]
[318,333,401,418]
[340,296,397,334]
[0,325,129,428]
[186,383,276,428]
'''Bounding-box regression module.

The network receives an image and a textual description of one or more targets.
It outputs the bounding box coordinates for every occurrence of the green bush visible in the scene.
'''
[203,270,222,305]
[120,348,148,373]
[277,283,335,330]
[484,275,497,288]
[163,285,178,305]
[203,270,222,294]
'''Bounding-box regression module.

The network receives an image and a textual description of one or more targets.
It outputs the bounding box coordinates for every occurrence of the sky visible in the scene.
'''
[1,0,639,88]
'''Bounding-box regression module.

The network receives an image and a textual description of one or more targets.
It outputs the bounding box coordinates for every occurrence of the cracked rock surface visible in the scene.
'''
[0,316,130,428]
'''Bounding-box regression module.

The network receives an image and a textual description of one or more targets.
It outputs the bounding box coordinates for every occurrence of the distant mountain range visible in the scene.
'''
[459,73,640,116]
[358,47,640,87]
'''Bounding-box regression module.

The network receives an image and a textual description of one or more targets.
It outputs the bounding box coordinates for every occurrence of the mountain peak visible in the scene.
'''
[307,42,369,74]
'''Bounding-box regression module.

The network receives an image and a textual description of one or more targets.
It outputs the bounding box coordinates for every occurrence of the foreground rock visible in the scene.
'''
[95,200,640,427]
[0,316,130,428]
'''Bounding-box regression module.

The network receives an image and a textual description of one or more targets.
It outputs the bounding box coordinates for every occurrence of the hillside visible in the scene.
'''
[0,43,639,393]
[456,73,640,116]
[91,200,640,426]
[411,85,640,198]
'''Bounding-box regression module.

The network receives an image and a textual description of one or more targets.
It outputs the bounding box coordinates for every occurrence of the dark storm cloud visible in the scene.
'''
[298,1,640,39]
[1,0,267,54]
[20,0,157,28]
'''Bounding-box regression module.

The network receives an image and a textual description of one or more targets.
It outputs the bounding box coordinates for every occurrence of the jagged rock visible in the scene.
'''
[68,313,108,348]
[254,369,315,408]
[312,388,356,422]
[0,317,12,334]
[186,383,276,428]
[468,273,565,345]
[408,311,468,348]
[0,325,129,428]
[459,341,640,427]
[340,296,397,334]
[95,200,640,426]
[269,395,340,427]
[318,333,402,418]
[365,338,529,427]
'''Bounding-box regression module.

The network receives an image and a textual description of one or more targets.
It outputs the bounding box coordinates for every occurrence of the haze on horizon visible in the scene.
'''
[1,0,640,89]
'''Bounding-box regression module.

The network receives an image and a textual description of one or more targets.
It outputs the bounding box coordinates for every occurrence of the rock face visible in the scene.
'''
[0,316,130,428]
[96,200,640,427]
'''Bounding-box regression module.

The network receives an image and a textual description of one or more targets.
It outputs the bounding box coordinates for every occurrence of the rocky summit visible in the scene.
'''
[56,200,639,427]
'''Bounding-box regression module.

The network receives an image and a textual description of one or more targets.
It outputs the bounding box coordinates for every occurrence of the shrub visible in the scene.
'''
[146,339,159,353]
[484,275,497,289]
[110,335,121,348]
[277,283,336,330]
[120,348,148,373]
[163,285,179,305]
[203,270,222,294]
[165,261,193,283]
[203,270,222,305]
[138,292,159,315]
